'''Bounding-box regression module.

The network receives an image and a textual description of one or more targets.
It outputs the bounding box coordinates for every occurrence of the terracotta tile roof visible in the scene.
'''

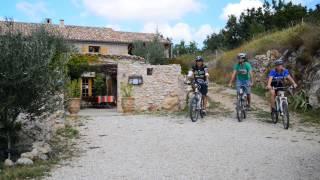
[0,21,170,44]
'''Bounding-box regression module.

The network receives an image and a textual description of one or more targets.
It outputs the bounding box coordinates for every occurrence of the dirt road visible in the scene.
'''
[46,86,320,180]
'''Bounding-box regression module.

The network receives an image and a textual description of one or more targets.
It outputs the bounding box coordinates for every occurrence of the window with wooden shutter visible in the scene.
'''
[81,45,88,54]
[101,47,108,55]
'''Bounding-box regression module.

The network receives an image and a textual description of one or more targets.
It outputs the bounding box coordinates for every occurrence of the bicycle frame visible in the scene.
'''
[193,83,203,110]
[275,91,288,114]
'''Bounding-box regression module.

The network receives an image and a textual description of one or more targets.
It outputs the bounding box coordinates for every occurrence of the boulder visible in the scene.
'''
[162,94,180,111]
[308,67,320,108]
[32,142,52,154]
[4,159,14,167]
[21,152,34,160]
[16,158,33,166]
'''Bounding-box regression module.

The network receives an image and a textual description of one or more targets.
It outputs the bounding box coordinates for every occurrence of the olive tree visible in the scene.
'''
[132,33,167,65]
[0,21,71,159]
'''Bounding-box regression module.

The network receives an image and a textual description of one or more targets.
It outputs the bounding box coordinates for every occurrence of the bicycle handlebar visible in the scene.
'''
[272,85,294,90]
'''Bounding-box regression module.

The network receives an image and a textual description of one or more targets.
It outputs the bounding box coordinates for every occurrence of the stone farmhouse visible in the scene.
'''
[0,19,186,112]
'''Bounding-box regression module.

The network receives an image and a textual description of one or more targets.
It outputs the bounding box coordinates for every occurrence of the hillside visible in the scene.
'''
[171,23,320,121]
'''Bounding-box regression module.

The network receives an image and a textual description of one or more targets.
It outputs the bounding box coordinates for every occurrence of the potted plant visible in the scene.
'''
[120,82,135,114]
[67,79,81,116]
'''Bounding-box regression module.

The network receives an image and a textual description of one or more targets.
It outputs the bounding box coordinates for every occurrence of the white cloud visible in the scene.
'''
[220,0,263,20]
[142,22,217,46]
[16,1,50,20]
[81,0,204,22]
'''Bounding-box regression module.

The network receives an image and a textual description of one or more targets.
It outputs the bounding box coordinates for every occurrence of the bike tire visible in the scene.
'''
[271,111,278,124]
[242,99,247,119]
[282,102,290,129]
[190,97,199,122]
[236,99,243,122]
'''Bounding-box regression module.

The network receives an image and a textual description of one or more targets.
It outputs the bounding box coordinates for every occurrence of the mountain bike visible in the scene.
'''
[236,85,248,122]
[189,81,205,122]
[271,86,293,129]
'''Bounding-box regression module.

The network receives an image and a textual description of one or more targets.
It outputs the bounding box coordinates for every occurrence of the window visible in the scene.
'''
[147,68,153,75]
[128,75,143,85]
[89,46,100,53]
[82,78,89,97]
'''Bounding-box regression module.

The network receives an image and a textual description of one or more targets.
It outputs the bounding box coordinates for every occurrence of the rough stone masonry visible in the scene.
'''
[117,61,187,112]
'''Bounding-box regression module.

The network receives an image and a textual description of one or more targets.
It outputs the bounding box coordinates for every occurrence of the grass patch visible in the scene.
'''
[297,109,320,124]
[56,124,79,139]
[254,109,271,123]
[0,123,80,180]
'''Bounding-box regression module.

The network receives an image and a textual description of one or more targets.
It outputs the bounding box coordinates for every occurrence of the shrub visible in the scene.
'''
[66,79,81,98]
[0,21,71,159]
[93,73,107,96]
[120,83,133,97]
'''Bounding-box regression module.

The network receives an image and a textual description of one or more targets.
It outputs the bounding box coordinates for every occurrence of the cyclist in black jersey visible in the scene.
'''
[188,56,210,113]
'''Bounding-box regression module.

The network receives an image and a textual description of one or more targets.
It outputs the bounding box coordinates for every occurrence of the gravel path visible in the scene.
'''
[46,108,320,180]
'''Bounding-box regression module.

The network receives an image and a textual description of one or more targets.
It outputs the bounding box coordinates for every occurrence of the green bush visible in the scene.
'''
[93,73,107,96]
[120,83,133,97]
[66,79,81,98]
[67,55,98,80]
[0,20,71,160]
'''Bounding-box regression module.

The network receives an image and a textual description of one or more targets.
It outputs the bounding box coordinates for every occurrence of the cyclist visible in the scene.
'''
[228,53,254,110]
[187,56,209,113]
[266,59,297,113]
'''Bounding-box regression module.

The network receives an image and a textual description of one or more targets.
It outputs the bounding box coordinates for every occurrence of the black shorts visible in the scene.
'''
[271,81,284,93]
[199,83,208,96]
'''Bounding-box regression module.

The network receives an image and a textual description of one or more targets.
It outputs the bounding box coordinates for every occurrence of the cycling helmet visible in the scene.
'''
[195,56,204,62]
[274,59,284,66]
[237,53,247,60]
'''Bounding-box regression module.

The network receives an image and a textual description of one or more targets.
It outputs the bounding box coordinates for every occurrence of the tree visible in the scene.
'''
[146,34,167,65]
[0,21,71,159]
[132,34,167,65]
[187,41,198,54]
[203,32,226,52]
[132,40,147,58]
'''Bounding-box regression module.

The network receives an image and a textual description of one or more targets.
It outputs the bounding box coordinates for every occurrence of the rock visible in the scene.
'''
[162,95,180,111]
[4,159,14,167]
[16,158,33,166]
[38,154,48,161]
[21,152,34,160]
[308,67,320,108]
[31,148,39,157]
[32,142,52,154]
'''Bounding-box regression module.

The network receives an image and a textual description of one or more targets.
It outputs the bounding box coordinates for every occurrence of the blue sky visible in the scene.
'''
[1,0,319,47]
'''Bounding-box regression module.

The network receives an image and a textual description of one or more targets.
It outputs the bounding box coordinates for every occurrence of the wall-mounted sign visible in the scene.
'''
[128,75,143,85]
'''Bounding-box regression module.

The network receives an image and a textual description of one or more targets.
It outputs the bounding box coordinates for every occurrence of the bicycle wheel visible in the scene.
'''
[190,96,199,122]
[242,99,247,119]
[282,102,290,129]
[271,110,278,124]
[236,98,243,122]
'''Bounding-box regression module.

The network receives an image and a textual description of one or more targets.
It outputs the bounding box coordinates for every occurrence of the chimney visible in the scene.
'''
[59,19,65,27]
[45,18,52,24]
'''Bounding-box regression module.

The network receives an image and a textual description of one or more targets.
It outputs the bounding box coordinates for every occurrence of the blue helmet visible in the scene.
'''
[274,59,284,66]
[195,56,204,62]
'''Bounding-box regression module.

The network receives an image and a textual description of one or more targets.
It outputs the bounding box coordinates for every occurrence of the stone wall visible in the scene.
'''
[117,62,186,112]
[74,42,129,55]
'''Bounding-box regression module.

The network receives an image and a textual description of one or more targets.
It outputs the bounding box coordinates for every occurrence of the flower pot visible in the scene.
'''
[68,98,81,116]
[121,97,135,114]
